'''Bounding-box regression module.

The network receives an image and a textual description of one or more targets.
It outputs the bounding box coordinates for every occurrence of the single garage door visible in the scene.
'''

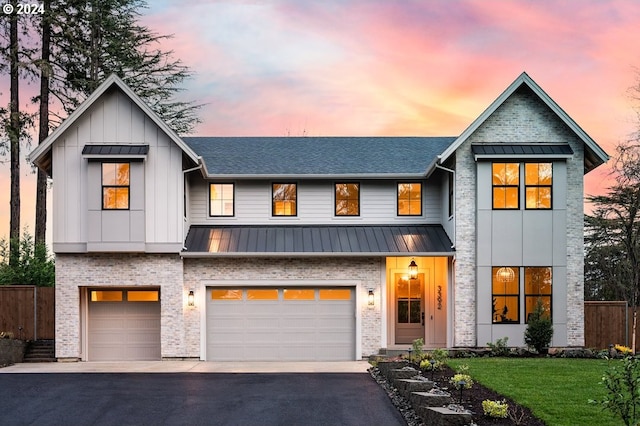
[207,287,355,361]
[87,289,161,361]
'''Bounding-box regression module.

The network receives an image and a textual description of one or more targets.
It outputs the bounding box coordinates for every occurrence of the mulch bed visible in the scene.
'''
[372,364,546,426]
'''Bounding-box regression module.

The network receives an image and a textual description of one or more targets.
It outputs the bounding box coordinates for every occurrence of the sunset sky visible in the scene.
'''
[1,0,640,243]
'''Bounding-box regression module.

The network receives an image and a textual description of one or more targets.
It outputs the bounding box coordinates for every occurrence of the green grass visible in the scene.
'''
[448,357,621,426]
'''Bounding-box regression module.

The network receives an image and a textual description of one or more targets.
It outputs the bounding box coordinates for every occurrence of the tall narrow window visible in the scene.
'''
[335,183,360,216]
[272,183,297,216]
[492,266,519,324]
[102,163,130,210]
[210,183,234,216]
[448,172,454,218]
[524,267,552,322]
[525,163,552,209]
[492,163,519,209]
[398,183,422,216]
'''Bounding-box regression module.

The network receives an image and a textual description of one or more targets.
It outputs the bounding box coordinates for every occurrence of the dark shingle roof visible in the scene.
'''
[183,225,454,256]
[182,137,456,176]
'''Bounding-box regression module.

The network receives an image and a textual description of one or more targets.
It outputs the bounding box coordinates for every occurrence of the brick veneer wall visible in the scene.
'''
[183,257,383,358]
[55,253,185,360]
[454,85,585,347]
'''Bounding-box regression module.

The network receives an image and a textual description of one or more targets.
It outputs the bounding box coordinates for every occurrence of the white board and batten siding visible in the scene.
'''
[188,177,443,226]
[51,87,185,253]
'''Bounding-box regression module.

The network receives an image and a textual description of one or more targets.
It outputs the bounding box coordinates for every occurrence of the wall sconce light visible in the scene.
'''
[187,290,195,307]
[368,289,375,307]
[408,259,418,280]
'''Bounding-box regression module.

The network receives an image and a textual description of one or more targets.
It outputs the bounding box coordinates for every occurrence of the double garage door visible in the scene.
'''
[207,287,355,361]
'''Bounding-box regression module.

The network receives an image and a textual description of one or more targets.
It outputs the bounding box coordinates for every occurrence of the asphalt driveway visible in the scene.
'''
[1,373,405,425]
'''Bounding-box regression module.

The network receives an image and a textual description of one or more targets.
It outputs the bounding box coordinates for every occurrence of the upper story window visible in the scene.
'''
[397,183,422,216]
[525,163,552,209]
[272,183,297,216]
[335,183,360,216]
[102,162,130,210]
[210,183,235,216]
[492,163,519,209]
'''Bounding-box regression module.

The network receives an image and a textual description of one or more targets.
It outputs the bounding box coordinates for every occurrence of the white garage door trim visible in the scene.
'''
[201,280,362,361]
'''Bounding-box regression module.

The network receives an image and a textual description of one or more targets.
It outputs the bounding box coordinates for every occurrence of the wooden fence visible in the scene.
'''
[0,286,55,340]
[584,301,633,349]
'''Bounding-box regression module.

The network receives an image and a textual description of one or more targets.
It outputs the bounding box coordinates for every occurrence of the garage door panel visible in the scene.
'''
[88,290,160,361]
[207,287,355,361]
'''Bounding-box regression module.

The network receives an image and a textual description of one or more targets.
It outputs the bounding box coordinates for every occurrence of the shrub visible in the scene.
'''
[524,299,553,353]
[615,344,633,357]
[409,338,424,363]
[590,356,640,426]
[482,399,509,418]
[487,336,510,356]
[450,364,473,389]
[0,331,15,339]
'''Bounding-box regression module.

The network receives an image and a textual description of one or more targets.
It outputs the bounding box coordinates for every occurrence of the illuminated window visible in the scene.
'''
[525,163,552,209]
[492,163,519,209]
[335,183,360,216]
[397,183,422,216]
[525,267,552,322]
[211,289,242,300]
[272,183,297,216]
[319,289,351,300]
[210,183,234,216]
[284,289,315,300]
[102,163,130,210]
[127,290,159,302]
[90,290,123,302]
[247,289,279,300]
[491,267,519,324]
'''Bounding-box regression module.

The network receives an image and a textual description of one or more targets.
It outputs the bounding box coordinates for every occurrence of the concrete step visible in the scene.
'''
[418,406,472,426]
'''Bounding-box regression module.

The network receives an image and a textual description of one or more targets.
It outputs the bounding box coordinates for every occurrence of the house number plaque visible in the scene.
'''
[437,285,442,310]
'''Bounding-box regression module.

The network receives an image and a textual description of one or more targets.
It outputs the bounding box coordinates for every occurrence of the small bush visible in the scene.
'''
[615,344,633,357]
[450,364,473,389]
[482,399,509,418]
[408,338,425,363]
[0,331,15,339]
[524,299,553,353]
[590,356,640,426]
[487,336,510,356]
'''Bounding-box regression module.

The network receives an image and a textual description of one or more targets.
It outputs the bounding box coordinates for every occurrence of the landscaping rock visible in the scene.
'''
[394,379,435,398]
[419,406,473,426]
[410,390,452,408]
[0,339,26,365]
[386,367,421,381]
[376,360,411,377]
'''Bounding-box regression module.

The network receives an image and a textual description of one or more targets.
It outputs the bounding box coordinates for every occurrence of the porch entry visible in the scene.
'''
[395,273,425,344]
[388,256,448,348]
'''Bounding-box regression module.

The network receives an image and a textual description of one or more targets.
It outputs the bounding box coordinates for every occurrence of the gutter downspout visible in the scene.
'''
[434,162,455,248]
[182,158,204,246]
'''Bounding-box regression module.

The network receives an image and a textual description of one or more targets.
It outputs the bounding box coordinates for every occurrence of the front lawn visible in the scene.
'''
[448,357,620,426]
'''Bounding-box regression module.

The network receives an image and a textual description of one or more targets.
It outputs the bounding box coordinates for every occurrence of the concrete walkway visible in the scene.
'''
[0,360,371,373]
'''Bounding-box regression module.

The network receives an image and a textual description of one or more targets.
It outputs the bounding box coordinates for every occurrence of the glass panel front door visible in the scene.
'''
[395,273,425,344]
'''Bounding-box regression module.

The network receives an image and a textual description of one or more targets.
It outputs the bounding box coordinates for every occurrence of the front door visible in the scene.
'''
[395,273,425,344]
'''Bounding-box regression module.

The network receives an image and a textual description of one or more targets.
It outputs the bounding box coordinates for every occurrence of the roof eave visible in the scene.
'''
[180,251,455,258]
[437,72,609,172]
[28,74,200,168]
[200,173,428,180]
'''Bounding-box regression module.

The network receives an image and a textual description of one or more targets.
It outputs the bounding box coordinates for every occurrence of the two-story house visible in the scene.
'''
[28,72,608,362]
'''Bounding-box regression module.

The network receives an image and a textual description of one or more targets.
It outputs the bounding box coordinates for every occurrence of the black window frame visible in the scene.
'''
[334,182,360,216]
[524,162,553,210]
[524,266,553,323]
[209,182,235,217]
[491,266,520,324]
[101,162,130,210]
[492,162,520,210]
[397,182,422,216]
[272,182,298,217]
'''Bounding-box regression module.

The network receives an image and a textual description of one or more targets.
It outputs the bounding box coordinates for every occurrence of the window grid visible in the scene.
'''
[335,183,360,216]
[525,163,552,209]
[102,162,130,210]
[492,163,519,209]
[272,183,297,216]
[524,267,552,322]
[491,266,520,324]
[209,183,235,217]
[397,182,422,216]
